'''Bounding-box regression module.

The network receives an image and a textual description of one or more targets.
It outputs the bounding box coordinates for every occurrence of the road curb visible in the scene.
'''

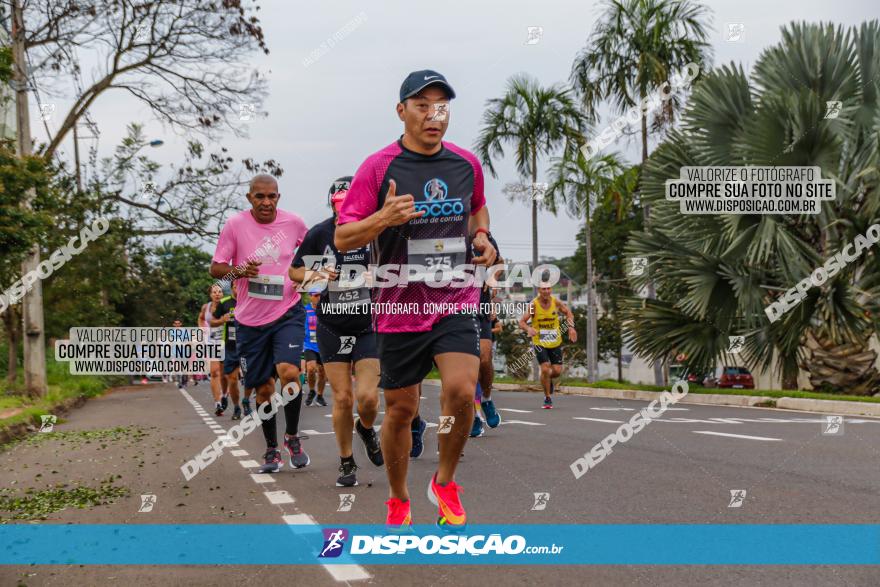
[491,382,880,415]
[775,397,880,417]
[552,385,774,407]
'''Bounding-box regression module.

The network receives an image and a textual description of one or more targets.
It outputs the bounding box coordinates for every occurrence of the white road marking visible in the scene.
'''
[250,473,277,483]
[693,430,782,442]
[590,407,633,412]
[282,515,371,581]
[300,429,337,436]
[500,419,545,426]
[264,490,295,504]
[574,416,624,424]
[282,513,316,524]
[499,408,532,413]
[239,460,260,468]
[230,450,249,457]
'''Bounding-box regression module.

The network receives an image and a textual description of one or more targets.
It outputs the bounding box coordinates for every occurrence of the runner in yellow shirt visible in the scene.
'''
[518,285,576,409]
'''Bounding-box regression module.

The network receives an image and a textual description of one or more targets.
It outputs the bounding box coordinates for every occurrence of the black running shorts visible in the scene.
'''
[377,313,480,389]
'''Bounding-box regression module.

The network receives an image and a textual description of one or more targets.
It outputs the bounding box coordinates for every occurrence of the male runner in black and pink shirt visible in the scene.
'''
[335,69,496,531]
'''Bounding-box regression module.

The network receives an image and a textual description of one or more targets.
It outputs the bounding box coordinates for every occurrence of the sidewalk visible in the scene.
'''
[491,382,880,418]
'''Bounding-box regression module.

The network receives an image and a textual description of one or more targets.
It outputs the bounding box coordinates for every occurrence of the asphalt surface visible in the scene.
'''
[2,379,879,586]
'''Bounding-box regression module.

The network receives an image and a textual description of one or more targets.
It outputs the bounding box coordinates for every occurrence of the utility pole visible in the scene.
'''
[12,0,47,397]
[73,123,81,191]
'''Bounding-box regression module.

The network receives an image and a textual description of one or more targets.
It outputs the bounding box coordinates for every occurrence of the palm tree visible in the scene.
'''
[571,0,712,163]
[625,21,880,394]
[571,0,712,384]
[546,147,626,381]
[474,75,586,272]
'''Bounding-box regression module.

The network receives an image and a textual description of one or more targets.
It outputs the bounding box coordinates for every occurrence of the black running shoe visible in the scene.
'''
[354,418,385,467]
[242,398,252,416]
[336,460,359,487]
[214,403,223,416]
[258,449,283,474]
[315,394,328,407]
[356,418,384,466]
[231,406,241,420]
[410,418,427,459]
[305,390,316,407]
[220,395,229,411]
[284,434,310,469]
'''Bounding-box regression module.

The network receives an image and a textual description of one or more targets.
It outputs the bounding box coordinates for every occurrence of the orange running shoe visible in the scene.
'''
[427,472,467,531]
[385,498,412,532]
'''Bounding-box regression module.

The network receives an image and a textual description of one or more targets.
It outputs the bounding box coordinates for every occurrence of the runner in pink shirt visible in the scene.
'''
[210,174,312,474]
[335,70,496,532]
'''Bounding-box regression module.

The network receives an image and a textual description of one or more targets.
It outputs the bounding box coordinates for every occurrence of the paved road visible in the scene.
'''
[2,380,879,586]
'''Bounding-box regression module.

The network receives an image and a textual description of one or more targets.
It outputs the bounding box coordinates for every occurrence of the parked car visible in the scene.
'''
[706,366,755,389]
[670,364,711,386]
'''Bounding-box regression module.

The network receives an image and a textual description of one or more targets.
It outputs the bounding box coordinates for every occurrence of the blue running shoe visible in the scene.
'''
[258,448,283,474]
[410,417,427,459]
[242,398,252,416]
[469,414,484,437]
[543,396,553,409]
[481,400,501,428]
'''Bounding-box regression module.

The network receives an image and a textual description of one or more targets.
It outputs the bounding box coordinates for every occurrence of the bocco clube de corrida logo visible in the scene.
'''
[318,528,348,558]
[417,178,463,217]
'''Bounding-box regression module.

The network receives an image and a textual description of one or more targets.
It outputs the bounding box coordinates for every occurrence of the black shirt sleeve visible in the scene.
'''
[292,226,319,268]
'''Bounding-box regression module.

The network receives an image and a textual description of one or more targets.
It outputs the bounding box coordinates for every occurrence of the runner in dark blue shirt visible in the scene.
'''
[291,177,383,488]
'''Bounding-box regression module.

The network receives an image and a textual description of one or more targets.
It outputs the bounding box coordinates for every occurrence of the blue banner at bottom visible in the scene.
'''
[1,524,878,565]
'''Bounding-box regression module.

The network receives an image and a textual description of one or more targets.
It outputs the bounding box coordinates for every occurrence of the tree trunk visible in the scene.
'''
[530,146,539,381]
[3,306,20,389]
[638,84,664,386]
[585,203,598,382]
[12,0,47,397]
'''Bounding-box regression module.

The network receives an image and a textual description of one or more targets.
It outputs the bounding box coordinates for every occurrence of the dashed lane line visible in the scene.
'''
[693,430,783,442]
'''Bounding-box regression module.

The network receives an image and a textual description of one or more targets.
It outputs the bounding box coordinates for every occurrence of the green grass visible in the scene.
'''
[0,476,129,522]
[0,356,117,432]
[491,376,880,404]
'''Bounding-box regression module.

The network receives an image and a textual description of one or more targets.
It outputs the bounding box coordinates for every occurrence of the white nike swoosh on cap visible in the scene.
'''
[424,75,440,80]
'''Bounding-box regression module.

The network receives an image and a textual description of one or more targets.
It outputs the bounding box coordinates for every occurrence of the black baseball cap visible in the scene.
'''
[399,70,456,102]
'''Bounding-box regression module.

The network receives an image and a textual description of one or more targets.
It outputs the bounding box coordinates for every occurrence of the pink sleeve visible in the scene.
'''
[295,216,307,248]
[470,159,486,214]
[444,142,486,214]
[212,218,236,264]
[338,142,401,225]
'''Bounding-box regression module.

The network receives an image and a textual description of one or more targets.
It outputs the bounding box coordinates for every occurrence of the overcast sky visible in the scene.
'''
[36,0,875,269]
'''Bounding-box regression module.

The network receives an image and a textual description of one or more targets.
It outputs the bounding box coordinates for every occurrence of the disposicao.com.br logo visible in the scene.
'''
[321,528,563,557]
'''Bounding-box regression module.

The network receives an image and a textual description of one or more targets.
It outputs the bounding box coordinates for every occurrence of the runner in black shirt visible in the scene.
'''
[291,176,382,488]
[212,282,251,419]
[471,234,502,437]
